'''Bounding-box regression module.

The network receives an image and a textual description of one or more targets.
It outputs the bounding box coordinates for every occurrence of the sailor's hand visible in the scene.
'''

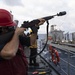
[38,18,45,25]
[15,27,26,36]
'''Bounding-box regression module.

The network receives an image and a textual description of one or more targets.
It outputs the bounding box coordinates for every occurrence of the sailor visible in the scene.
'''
[29,34,39,66]
[0,9,45,75]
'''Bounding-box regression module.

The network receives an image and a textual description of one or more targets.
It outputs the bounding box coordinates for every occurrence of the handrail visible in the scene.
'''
[57,48,75,75]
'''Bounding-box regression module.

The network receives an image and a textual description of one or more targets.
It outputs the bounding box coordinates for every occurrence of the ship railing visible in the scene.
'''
[57,48,75,75]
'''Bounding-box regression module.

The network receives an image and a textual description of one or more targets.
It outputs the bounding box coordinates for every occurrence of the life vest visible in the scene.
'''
[29,41,37,48]
[49,45,60,64]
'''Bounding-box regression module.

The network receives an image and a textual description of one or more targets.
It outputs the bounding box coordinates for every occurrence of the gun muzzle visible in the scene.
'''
[57,11,66,16]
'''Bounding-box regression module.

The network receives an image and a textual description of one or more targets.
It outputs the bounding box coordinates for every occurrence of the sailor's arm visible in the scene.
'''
[0,27,25,59]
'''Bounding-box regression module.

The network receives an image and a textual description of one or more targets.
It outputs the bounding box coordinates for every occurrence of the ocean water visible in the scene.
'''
[38,34,46,41]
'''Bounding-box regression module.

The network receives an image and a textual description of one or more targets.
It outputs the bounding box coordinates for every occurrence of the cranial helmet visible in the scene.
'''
[0,9,16,27]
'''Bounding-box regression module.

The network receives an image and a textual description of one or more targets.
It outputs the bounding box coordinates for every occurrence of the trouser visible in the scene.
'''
[30,48,37,64]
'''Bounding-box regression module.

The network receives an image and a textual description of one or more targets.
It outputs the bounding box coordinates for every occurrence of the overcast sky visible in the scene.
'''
[0,0,75,34]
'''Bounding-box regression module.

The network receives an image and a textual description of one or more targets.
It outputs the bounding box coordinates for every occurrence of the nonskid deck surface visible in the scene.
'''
[28,65,52,75]
[28,55,52,75]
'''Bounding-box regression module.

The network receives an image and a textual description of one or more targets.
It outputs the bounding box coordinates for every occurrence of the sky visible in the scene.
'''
[0,0,75,34]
